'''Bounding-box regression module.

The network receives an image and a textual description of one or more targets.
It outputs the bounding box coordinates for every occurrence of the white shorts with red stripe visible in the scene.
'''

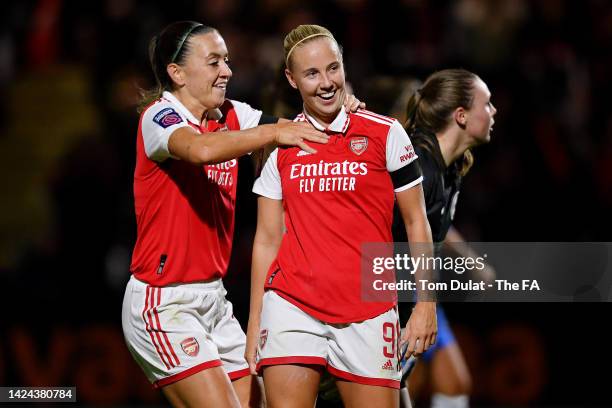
[122,275,250,388]
[257,291,402,388]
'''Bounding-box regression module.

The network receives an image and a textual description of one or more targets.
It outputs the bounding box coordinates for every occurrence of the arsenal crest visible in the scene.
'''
[349,137,368,155]
[259,329,268,350]
[180,337,199,357]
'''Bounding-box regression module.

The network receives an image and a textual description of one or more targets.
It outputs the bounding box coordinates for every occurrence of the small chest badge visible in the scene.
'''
[180,337,200,357]
[349,137,368,155]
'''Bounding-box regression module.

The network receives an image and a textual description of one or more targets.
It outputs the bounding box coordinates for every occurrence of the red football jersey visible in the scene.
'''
[253,108,422,323]
[131,92,262,285]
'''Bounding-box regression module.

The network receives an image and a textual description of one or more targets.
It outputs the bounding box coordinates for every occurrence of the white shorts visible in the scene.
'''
[257,291,401,388]
[122,275,249,388]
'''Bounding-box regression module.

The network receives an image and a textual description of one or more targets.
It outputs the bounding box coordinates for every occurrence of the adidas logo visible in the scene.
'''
[381,359,394,371]
[297,150,312,157]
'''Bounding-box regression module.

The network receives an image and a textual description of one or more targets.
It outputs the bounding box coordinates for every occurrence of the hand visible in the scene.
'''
[402,302,437,358]
[273,122,329,154]
[343,93,366,113]
[245,318,260,375]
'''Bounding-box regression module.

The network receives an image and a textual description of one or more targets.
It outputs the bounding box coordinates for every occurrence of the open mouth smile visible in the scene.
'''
[317,90,336,101]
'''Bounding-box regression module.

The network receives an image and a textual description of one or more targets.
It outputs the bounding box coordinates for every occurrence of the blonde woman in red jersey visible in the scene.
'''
[246,25,436,407]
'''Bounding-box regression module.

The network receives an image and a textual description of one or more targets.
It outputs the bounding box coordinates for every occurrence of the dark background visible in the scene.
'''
[0,0,610,406]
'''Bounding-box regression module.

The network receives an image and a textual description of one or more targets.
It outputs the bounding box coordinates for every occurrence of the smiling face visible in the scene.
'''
[174,30,232,110]
[464,77,496,145]
[284,37,345,127]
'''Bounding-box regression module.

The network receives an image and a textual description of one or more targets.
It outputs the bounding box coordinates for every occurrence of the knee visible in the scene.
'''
[456,371,472,395]
[448,369,472,395]
[435,368,472,396]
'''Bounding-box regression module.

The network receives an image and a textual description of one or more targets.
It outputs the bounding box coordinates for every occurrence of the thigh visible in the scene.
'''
[420,307,471,395]
[263,364,321,408]
[162,365,240,408]
[231,375,263,408]
[336,380,398,408]
[406,360,428,401]
[430,343,471,395]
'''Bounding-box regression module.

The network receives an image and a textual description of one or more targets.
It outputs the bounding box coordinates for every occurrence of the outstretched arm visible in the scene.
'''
[168,121,328,165]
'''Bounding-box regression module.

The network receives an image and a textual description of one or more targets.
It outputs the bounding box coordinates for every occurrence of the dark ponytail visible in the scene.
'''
[405,69,478,176]
[138,21,216,112]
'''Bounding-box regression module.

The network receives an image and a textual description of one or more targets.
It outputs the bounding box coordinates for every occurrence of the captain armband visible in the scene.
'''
[390,160,423,190]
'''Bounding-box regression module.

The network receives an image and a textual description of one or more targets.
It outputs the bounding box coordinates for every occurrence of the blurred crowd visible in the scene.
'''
[0,0,610,405]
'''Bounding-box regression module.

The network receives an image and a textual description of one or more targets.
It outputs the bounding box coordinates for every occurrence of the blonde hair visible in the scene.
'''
[283,24,338,69]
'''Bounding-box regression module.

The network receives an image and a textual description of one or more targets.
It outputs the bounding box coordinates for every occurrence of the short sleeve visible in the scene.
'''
[230,99,263,130]
[141,101,191,161]
[253,149,282,200]
[386,120,419,171]
[386,120,423,191]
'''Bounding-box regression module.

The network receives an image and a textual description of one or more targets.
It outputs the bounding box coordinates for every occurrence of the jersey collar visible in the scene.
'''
[162,91,223,126]
[302,106,350,135]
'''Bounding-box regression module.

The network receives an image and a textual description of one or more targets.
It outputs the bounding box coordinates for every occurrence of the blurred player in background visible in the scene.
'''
[394,68,497,408]
[246,24,436,407]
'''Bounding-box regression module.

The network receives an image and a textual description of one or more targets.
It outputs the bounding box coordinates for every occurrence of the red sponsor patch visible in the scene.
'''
[349,137,368,155]
[259,329,268,350]
[400,145,416,162]
[180,337,199,357]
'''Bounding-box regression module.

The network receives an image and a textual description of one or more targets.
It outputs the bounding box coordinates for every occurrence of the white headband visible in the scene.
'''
[285,33,334,66]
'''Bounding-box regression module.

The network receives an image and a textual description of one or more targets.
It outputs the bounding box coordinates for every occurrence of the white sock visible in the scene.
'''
[431,393,469,408]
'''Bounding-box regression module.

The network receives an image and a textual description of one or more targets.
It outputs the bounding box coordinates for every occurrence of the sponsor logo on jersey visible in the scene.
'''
[206,159,237,187]
[289,160,368,178]
[153,108,183,129]
[399,145,416,162]
[381,359,395,371]
[180,337,199,357]
[349,136,368,155]
[289,160,368,193]
[297,150,312,157]
[259,329,268,350]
